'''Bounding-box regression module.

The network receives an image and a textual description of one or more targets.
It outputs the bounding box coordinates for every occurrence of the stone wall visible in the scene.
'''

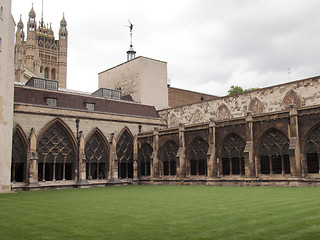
[14,104,165,144]
[0,0,14,192]
[99,56,169,110]
[159,76,320,127]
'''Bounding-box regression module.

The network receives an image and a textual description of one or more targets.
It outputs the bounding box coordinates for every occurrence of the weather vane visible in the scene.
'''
[124,19,134,46]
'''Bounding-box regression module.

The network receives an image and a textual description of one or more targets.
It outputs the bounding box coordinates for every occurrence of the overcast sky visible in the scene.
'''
[11,0,320,96]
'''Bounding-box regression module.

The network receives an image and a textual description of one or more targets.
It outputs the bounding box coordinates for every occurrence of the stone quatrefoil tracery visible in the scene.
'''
[85,132,108,179]
[259,129,290,175]
[305,125,320,173]
[162,141,179,176]
[37,123,75,181]
[116,131,133,178]
[139,143,153,176]
[221,134,245,175]
[190,138,209,176]
[38,124,74,163]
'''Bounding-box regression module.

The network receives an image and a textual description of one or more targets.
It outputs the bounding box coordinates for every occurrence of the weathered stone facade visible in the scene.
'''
[138,104,320,186]
[159,76,320,128]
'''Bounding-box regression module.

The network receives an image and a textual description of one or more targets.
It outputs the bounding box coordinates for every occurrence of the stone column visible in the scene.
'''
[78,132,87,183]
[27,128,39,186]
[208,121,217,177]
[288,104,300,177]
[133,135,138,181]
[244,112,255,177]
[177,124,186,178]
[151,128,159,178]
[110,133,119,180]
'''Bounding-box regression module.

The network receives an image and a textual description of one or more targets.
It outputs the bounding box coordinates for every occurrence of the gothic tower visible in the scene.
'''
[14,4,68,88]
[58,14,68,88]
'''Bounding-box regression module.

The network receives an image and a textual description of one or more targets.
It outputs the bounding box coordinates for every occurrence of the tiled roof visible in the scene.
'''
[14,85,160,118]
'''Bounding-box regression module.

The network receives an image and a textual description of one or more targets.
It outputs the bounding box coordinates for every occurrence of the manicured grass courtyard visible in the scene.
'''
[0,185,320,240]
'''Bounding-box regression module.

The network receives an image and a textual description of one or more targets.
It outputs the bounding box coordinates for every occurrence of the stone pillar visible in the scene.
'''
[110,133,119,180]
[27,128,39,186]
[151,129,159,178]
[133,136,138,181]
[78,132,87,183]
[244,112,255,177]
[208,121,217,177]
[177,124,186,178]
[288,104,300,177]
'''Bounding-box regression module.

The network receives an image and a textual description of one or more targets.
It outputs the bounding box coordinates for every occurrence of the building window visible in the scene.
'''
[51,69,55,80]
[40,66,43,73]
[46,98,57,107]
[86,103,95,111]
[44,67,49,78]
[34,78,45,88]
[46,80,58,90]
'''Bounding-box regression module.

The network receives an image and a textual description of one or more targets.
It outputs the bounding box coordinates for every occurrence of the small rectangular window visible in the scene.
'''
[46,80,58,90]
[86,103,95,111]
[34,79,45,89]
[46,98,57,107]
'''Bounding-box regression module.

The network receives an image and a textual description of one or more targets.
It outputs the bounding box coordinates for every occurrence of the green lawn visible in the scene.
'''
[0,185,320,240]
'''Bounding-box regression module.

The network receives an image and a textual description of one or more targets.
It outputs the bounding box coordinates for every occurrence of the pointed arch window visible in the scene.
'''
[116,130,133,178]
[51,69,55,80]
[305,125,320,173]
[190,138,208,176]
[139,143,153,176]
[44,67,49,79]
[161,141,178,176]
[221,134,245,176]
[11,129,27,182]
[258,129,290,175]
[85,130,109,180]
[37,121,75,181]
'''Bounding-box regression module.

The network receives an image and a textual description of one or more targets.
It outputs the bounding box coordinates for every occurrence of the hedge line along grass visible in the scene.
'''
[1,185,320,240]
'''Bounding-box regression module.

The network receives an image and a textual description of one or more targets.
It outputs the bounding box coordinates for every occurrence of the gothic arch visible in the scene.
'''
[116,127,134,178]
[85,128,110,180]
[248,97,264,114]
[219,133,245,176]
[282,89,301,109]
[168,113,179,128]
[188,137,208,176]
[11,125,28,182]
[216,104,231,120]
[160,140,179,176]
[37,118,77,181]
[51,68,56,80]
[192,109,204,124]
[258,128,290,175]
[304,123,320,174]
[138,143,153,177]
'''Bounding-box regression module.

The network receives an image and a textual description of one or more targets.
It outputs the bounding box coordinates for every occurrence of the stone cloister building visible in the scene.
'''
[4,4,320,192]
[11,74,320,190]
